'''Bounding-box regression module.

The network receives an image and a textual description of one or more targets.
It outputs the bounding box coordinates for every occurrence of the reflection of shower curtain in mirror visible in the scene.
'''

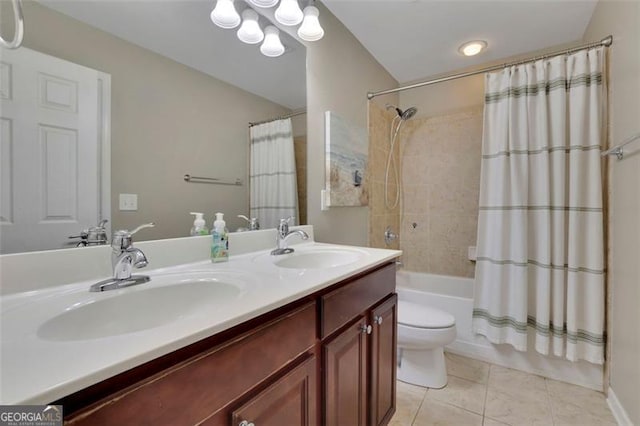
[249,118,299,229]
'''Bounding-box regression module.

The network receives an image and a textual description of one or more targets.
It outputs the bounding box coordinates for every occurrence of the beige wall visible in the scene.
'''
[305,3,398,246]
[400,107,483,277]
[400,76,485,120]
[585,1,640,422]
[5,1,290,239]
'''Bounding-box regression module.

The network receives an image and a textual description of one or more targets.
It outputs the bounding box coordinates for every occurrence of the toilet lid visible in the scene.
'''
[398,300,455,329]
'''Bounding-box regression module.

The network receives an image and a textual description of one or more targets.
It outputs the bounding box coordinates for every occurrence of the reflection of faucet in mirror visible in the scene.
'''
[271,217,309,256]
[237,215,260,232]
[68,220,109,247]
[90,223,154,292]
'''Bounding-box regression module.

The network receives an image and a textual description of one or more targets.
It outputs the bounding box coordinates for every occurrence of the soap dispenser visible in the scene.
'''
[211,212,229,262]
[190,212,209,236]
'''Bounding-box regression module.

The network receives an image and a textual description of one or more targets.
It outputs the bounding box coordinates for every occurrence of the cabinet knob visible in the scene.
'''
[374,315,383,325]
[360,324,372,334]
[239,421,255,426]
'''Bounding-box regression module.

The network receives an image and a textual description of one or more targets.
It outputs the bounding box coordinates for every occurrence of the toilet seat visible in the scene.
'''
[398,300,455,329]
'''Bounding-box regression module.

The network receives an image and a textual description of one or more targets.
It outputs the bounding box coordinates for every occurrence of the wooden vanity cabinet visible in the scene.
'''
[369,295,398,426]
[321,263,397,426]
[65,302,318,426]
[61,262,397,426]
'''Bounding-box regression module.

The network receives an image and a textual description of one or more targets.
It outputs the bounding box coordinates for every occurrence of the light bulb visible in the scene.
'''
[260,25,285,57]
[458,40,487,57]
[210,0,241,29]
[297,6,324,41]
[275,0,303,26]
[248,0,279,7]
[237,9,264,44]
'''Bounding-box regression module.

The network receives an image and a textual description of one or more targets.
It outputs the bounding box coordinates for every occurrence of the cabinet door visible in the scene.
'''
[370,294,397,426]
[324,317,368,426]
[231,355,317,426]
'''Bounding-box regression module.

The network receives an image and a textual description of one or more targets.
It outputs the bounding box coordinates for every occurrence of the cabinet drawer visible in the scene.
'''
[229,355,317,426]
[320,263,395,339]
[68,302,317,426]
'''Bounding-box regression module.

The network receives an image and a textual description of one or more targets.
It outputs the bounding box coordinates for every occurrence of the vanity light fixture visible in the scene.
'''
[297,6,324,41]
[237,9,264,44]
[210,0,241,29]
[260,25,285,57]
[248,0,279,8]
[458,40,487,57]
[274,0,304,26]
[210,0,324,57]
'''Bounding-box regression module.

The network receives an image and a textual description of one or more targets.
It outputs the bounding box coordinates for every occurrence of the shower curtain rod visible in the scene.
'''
[248,109,306,127]
[367,35,613,100]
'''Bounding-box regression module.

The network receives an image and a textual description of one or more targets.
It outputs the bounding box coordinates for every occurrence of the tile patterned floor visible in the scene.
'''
[390,353,616,426]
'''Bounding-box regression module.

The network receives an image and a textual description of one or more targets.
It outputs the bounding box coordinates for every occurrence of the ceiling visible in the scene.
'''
[323,0,599,84]
[37,0,307,110]
[36,1,600,109]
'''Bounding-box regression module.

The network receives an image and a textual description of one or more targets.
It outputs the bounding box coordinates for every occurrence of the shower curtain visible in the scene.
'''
[249,118,299,229]
[472,47,606,364]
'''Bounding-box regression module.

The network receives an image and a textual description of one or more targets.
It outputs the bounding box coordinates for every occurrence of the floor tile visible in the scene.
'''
[482,417,510,426]
[546,378,616,425]
[389,380,428,426]
[394,354,615,426]
[445,352,490,384]
[483,388,553,426]
[485,366,552,425]
[487,365,547,395]
[413,399,483,426]
[483,387,553,426]
[426,375,487,415]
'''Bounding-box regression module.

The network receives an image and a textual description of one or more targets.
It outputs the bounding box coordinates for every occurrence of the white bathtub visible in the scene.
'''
[396,270,603,391]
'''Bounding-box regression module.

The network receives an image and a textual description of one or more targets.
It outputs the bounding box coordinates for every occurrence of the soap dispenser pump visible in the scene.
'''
[190,212,209,236]
[211,212,229,262]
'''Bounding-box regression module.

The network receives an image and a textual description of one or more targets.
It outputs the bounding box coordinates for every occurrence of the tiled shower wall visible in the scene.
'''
[367,103,400,250]
[400,106,483,278]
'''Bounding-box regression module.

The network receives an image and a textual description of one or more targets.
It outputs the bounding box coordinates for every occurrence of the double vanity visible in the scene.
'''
[0,227,401,425]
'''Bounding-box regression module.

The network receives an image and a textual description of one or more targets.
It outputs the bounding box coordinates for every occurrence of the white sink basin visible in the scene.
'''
[37,272,249,341]
[273,248,365,269]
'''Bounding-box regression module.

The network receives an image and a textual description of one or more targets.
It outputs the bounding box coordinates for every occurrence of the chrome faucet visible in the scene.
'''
[68,219,109,247]
[271,217,309,255]
[238,214,260,231]
[90,223,155,292]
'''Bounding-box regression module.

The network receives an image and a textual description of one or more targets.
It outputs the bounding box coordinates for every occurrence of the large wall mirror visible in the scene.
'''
[0,0,307,254]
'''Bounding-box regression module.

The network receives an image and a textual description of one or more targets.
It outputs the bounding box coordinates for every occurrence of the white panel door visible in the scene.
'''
[0,47,110,253]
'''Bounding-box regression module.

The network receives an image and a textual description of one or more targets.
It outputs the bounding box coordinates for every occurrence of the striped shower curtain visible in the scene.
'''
[472,47,606,364]
[249,118,299,229]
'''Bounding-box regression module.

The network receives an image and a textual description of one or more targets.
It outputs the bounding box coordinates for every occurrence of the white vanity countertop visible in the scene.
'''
[0,241,401,405]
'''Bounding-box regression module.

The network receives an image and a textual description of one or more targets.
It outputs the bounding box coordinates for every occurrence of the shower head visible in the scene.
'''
[400,107,417,121]
[385,104,418,121]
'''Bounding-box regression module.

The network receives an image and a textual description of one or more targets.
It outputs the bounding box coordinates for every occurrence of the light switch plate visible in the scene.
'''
[321,190,330,211]
[119,193,138,211]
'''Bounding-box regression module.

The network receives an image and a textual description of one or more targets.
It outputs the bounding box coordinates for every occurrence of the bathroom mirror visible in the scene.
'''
[0,0,307,254]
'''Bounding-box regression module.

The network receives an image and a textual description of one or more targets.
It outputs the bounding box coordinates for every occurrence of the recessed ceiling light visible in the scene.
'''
[458,40,487,57]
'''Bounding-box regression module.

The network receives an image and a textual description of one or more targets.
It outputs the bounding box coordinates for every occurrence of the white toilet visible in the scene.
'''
[397,300,456,389]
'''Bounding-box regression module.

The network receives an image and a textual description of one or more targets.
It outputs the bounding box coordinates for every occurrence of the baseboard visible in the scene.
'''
[607,386,633,426]
[445,339,603,391]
